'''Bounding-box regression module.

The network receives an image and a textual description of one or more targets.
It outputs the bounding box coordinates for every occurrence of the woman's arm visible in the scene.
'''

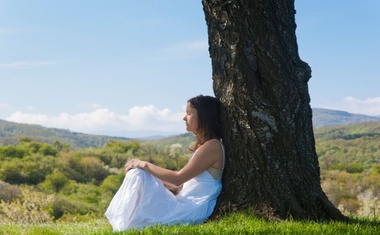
[125,140,223,186]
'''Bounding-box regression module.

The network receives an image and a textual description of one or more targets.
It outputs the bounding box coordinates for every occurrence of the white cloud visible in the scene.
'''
[327,96,380,116]
[5,105,185,136]
[0,61,60,69]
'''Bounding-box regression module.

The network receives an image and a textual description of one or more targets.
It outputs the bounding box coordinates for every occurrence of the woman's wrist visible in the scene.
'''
[140,161,148,170]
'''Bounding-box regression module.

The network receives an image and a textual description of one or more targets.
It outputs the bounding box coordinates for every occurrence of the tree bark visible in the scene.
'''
[202,0,348,221]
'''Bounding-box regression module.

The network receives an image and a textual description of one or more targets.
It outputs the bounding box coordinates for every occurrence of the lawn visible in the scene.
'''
[0,212,379,235]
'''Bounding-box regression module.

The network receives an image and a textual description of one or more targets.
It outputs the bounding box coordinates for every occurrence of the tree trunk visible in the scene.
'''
[202,0,348,221]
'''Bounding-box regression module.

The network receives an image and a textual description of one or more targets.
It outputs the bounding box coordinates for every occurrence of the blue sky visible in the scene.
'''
[1,0,379,138]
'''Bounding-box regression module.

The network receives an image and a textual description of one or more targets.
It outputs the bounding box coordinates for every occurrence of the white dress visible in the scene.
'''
[105,143,224,231]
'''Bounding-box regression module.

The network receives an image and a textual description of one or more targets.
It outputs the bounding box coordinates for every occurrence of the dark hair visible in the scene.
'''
[188,95,222,150]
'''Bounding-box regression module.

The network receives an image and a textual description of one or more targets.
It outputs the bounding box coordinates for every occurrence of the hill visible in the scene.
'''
[1,108,380,148]
[314,120,380,141]
[0,119,131,149]
[312,108,380,128]
[154,110,380,149]
[145,132,196,150]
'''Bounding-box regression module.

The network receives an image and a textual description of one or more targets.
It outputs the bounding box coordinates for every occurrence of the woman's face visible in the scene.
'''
[183,102,199,133]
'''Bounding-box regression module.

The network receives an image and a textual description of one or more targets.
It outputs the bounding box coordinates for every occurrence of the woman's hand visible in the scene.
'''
[124,159,145,173]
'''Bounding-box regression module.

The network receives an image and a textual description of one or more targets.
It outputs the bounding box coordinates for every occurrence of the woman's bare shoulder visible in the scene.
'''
[204,139,223,147]
[200,139,223,156]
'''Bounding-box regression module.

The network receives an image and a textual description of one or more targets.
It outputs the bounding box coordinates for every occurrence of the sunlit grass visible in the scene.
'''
[0,212,379,235]
[0,219,110,235]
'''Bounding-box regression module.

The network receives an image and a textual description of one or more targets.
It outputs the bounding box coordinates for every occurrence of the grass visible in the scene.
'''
[0,212,379,235]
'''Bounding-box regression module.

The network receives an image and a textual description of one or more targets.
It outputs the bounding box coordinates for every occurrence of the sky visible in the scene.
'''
[1,0,379,138]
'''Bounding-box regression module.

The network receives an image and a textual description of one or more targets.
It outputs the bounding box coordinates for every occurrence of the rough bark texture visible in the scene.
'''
[202,0,348,221]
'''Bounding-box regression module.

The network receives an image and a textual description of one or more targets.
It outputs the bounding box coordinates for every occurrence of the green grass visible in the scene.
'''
[0,212,379,235]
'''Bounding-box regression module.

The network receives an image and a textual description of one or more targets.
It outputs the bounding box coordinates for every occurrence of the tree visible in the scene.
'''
[169,143,182,169]
[39,169,69,193]
[202,0,347,221]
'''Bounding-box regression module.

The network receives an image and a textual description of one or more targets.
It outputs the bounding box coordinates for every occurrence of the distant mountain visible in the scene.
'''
[312,108,380,129]
[1,108,380,148]
[0,119,131,149]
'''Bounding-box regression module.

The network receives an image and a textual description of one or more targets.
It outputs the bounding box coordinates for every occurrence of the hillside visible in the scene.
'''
[313,121,380,173]
[312,108,380,128]
[314,121,380,141]
[145,132,196,150]
[0,119,131,149]
[1,108,380,148]
[1,117,380,220]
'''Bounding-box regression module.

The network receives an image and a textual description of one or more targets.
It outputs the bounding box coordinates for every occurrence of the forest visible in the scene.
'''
[315,121,380,218]
[0,121,379,223]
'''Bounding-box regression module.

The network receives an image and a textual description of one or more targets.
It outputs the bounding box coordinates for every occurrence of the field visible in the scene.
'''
[1,212,379,235]
[1,122,380,234]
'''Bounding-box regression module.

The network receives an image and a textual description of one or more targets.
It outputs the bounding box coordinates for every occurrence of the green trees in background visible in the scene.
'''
[39,169,69,193]
[0,137,192,222]
[0,123,379,222]
[315,123,380,219]
[0,155,56,185]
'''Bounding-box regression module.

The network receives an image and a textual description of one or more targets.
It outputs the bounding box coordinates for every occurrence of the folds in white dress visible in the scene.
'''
[105,145,224,231]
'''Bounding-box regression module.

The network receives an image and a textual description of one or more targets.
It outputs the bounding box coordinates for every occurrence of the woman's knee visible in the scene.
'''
[125,168,146,181]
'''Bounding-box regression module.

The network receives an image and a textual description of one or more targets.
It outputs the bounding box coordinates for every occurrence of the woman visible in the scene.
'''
[105,95,225,231]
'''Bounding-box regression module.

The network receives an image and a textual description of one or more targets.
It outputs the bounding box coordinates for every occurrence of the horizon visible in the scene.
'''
[2,107,379,139]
